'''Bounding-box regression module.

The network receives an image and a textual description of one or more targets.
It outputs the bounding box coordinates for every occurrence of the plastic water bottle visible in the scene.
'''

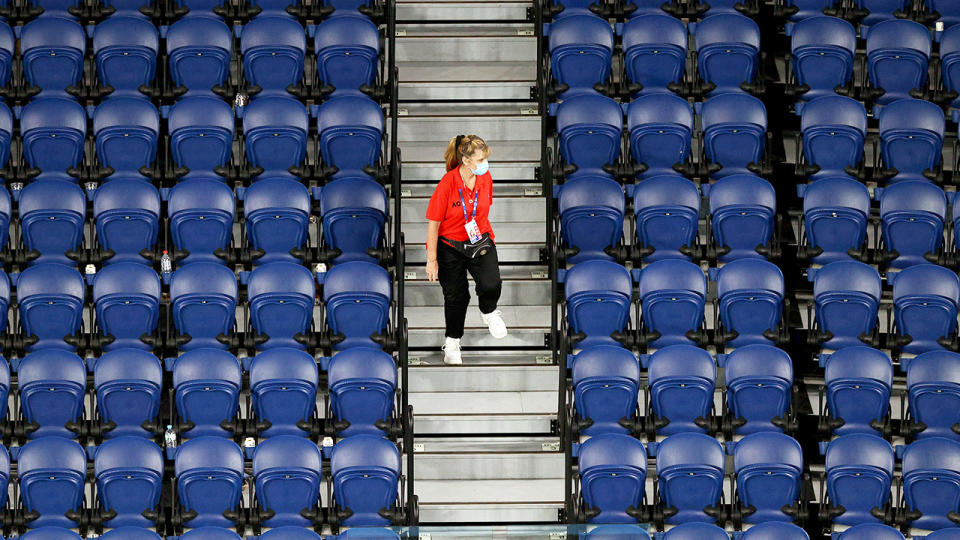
[164,425,177,449]
[160,250,172,275]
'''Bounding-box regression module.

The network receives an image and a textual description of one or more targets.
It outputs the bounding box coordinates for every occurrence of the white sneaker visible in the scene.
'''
[481,309,508,339]
[442,337,462,365]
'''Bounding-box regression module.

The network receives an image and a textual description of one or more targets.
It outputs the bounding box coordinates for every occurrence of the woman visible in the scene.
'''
[425,134,506,365]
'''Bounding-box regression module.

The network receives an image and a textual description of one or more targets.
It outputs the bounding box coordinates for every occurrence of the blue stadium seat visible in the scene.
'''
[253,435,323,527]
[715,259,784,347]
[173,349,242,438]
[259,528,322,539]
[856,0,910,27]
[694,13,761,95]
[175,436,244,528]
[700,93,767,178]
[316,93,385,175]
[17,264,85,351]
[800,96,867,179]
[906,350,960,440]
[101,528,162,540]
[940,26,960,118]
[243,96,309,177]
[337,528,400,539]
[170,262,238,351]
[19,437,87,528]
[556,92,622,174]
[92,262,161,351]
[93,98,160,175]
[637,259,706,348]
[94,437,163,528]
[0,22,14,92]
[248,262,316,350]
[901,437,960,530]
[790,16,856,102]
[926,0,960,28]
[548,13,614,96]
[733,432,803,523]
[578,433,647,523]
[168,178,236,265]
[632,174,700,262]
[0,445,9,509]
[167,16,232,94]
[21,97,87,180]
[563,259,632,348]
[584,525,652,539]
[168,96,234,178]
[327,347,397,437]
[878,181,946,268]
[0,103,12,173]
[244,177,311,264]
[927,530,960,540]
[866,21,931,106]
[572,345,641,436]
[19,180,86,266]
[315,14,380,92]
[94,348,163,438]
[627,94,693,178]
[94,179,161,266]
[656,432,725,525]
[330,434,402,527]
[783,0,840,21]
[21,17,85,94]
[0,356,9,422]
[180,529,242,540]
[249,347,319,438]
[706,174,776,262]
[622,14,686,95]
[811,261,882,350]
[648,345,715,436]
[879,98,945,183]
[323,260,392,350]
[319,176,388,264]
[800,176,870,264]
[93,16,159,94]
[0,186,9,255]
[22,531,81,540]
[824,434,894,526]
[892,264,960,354]
[823,346,892,436]
[241,16,306,92]
[558,173,624,263]
[741,522,810,539]
[662,523,728,540]
[723,345,793,436]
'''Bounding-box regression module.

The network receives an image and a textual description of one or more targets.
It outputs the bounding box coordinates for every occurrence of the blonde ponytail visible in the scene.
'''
[444,134,490,172]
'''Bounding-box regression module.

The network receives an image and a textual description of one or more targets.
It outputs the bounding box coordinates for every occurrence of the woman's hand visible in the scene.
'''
[426,259,439,282]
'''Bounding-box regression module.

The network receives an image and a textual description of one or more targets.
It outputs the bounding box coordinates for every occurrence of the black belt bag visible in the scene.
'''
[440,232,494,259]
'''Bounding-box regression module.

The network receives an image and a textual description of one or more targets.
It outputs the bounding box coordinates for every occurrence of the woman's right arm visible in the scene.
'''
[426,219,441,281]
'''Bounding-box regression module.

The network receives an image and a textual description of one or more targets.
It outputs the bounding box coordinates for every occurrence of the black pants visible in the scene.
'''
[437,240,503,339]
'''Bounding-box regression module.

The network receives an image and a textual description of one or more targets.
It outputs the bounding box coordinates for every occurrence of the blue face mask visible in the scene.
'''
[471,160,489,176]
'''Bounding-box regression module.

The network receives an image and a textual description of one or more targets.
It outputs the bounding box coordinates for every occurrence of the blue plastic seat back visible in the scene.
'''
[243,96,309,175]
[867,20,931,105]
[563,260,632,348]
[893,264,960,354]
[168,96,234,174]
[94,349,163,439]
[926,529,960,540]
[94,16,159,93]
[6,356,73,439]
[17,264,85,350]
[22,531,82,540]
[249,348,319,438]
[101,528,162,540]
[0,103,11,173]
[701,93,767,178]
[662,523,728,540]
[785,0,840,22]
[824,346,892,435]
[814,261,882,349]
[557,93,623,172]
[879,181,946,269]
[323,261,392,350]
[558,173,624,263]
[93,98,160,174]
[622,14,686,93]
[637,260,706,348]
[316,93,385,175]
[927,0,960,28]
[167,17,232,93]
[21,97,87,177]
[734,432,803,523]
[656,432,725,524]
[180,528,243,540]
[879,98,944,181]
[19,180,86,265]
[320,176,388,264]
[824,434,894,526]
[839,524,904,540]
[330,435,402,527]
[315,14,380,91]
[578,434,647,523]
[648,345,715,435]
[724,345,793,435]
[907,351,960,440]
[248,262,316,350]
[791,17,856,101]
[0,184,10,253]
[253,435,323,527]
[21,17,85,93]
[168,178,236,265]
[94,437,164,528]
[572,345,641,436]
[160,260,225,344]
[627,94,693,177]
[175,437,245,528]
[585,525,652,539]
[694,14,760,94]
[241,16,306,92]
[742,522,810,539]
[0,21,14,90]
[632,174,700,262]
[19,438,87,528]
[902,437,960,530]
[173,349,242,438]
[857,0,911,27]
[716,259,784,347]
[941,27,960,107]
[327,347,397,437]
[549,13,614,94]
[800,96,867,177]
[244,177,311,264]
[707,174,775,262]
[0,356,10,422]
[93,263,161,350]
[801,176,870,264]
[94,179,161,266]
[259,528,322,540]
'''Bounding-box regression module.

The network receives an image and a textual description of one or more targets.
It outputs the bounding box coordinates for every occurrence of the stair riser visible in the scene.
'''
[410,453,565,480]
[398,116,540,142]
[397,2,530,20]
[396,37,537,63]
[408,365,558,392]
[406,280,550,307]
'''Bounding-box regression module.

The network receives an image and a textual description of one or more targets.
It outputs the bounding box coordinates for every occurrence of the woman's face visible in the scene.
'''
[462,150,487,170]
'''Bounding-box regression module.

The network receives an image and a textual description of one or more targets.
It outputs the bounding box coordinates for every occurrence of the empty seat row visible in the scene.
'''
[15,526,401,539]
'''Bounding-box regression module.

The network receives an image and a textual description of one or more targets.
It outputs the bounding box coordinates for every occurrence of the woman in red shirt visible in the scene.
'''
[425,134,506,365]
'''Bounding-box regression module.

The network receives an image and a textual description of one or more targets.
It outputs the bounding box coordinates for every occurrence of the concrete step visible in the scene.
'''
[414,450,564,480]
[406,266,550,306]
[409,362,557,392]
[397,0,530,21]
[416,479,565,523]
[407,304,550,348]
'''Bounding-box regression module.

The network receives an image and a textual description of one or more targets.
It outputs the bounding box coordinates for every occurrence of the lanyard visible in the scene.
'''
[458,177,479,223]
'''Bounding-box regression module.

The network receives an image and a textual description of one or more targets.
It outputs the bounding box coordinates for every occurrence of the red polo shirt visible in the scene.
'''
[426,167,495,244]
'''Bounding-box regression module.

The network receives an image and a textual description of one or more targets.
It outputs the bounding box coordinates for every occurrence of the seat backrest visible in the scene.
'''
[0,20,14,88]
[180,528,243,540]
[168,177,236,264]
[631,174,700,260]
[0,101,13,171]
[327,347,397,437]
[249,347,319,438]
[242,96,309,175]
[93,15,159,93]
[906,350,960,440]
[662,523,728,540]
[173,349,242,438]
[93,97,160,174]
[315,93,385,174]
[21,16,86,93]
[578,433,648,522]
[839,524,905,539]
[170,262,238,351]
[879,98,945,143]
[22,531,82,540]
[700,93,767,176]
[18,350,87,438]
[174,437,244,528]
[926,529,960,539]
[101,528,162,540]
[627,93,693,175]
[564,259,633,348]
[243,177,311,264]
[879,180,946,268]
[319,176,388,263]
[21,97,87,177]
[94,436,164,527]
[330,434,402,526]
[247,261,316,349]
[94,348,163,438]
[802,176,871,263]
[733,432,803,522]
[168,96,234,174]
[648,345,715,434]
[825,433,895,523]
[19,179,87,264]
[19,437,87,528]
[723,344,793,435]
[323,260,392,349]
[252,435,323,527]
[548,13,614,94]
[813,261,882,303]
[621,13,687,91]
[166,16,232,93]
[240,15,306,91]
[707,173,776,261]
[556,92,623,171]
[694,13,761,92]
[742,522,810,539]
[259,527,323,540]
[572,344,641,436]
[17,263,86,350]
[655,432,725,524]
[92,262,161,349]
[94,179,161,265]
[790,16,856,99]
[314,14,380,91]
[823,346,892,435]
